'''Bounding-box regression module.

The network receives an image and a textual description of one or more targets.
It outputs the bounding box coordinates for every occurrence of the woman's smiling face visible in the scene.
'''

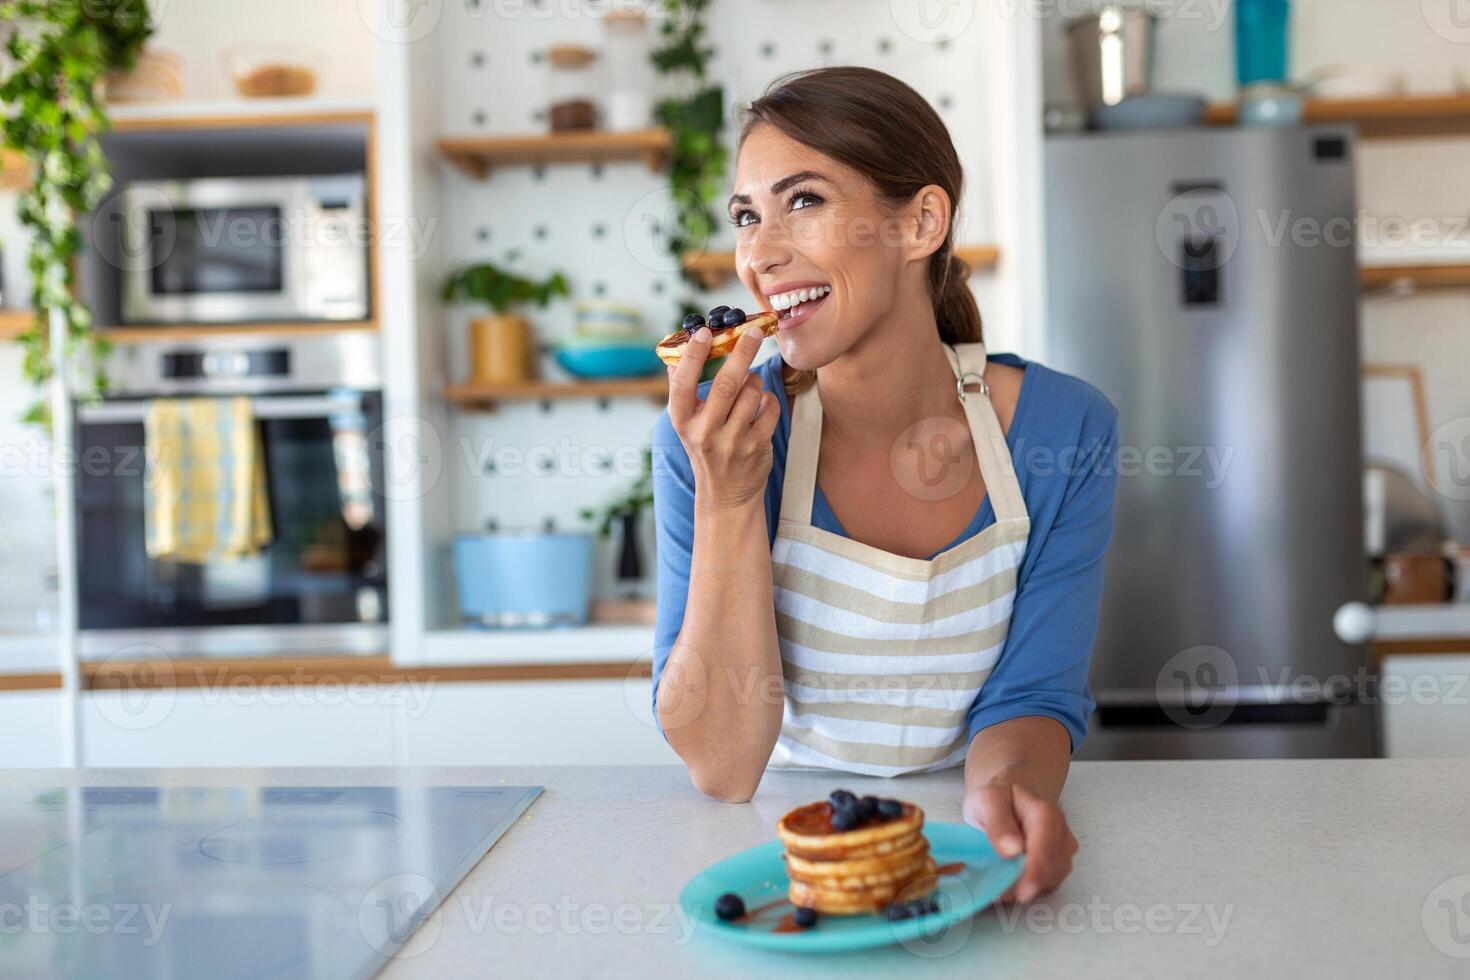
[731,122,911,371]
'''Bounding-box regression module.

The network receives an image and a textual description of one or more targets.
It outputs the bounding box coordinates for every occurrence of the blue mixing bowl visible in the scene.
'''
[555,343,662,379]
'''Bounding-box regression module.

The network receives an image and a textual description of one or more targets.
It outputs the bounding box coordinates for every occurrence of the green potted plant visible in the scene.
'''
[0,0,154,426]
[442,253,569,384]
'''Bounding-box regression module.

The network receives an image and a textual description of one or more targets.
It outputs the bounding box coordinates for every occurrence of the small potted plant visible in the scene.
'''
[442,252,569,384]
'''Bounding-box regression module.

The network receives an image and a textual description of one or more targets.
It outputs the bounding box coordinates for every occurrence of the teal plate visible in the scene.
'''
[679,822,1024,953]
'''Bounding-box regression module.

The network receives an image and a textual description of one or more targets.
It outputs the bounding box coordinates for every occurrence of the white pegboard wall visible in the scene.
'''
[436,0,999,248]
[425,0,1013,556]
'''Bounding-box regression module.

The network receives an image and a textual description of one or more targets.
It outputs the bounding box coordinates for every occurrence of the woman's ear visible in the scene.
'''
[907,184,952,263]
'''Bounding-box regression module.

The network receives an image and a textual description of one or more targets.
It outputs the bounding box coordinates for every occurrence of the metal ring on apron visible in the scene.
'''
[956,372,989,401]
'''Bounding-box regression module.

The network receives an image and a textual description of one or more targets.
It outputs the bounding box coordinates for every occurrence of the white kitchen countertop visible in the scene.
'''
[6,760,1469,978]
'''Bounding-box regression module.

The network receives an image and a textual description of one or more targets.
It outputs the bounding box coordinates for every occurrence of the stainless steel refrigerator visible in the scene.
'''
[1043,126,1374,759]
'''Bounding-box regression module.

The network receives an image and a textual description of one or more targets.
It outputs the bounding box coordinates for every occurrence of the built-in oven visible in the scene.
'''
[117,174,370,325]
[72,333,387,659]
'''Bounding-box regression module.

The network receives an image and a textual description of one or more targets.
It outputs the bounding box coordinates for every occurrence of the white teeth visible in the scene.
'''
[767,284,829,311]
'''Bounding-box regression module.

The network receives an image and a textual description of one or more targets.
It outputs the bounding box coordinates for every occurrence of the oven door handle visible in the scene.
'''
[75,394,364,424]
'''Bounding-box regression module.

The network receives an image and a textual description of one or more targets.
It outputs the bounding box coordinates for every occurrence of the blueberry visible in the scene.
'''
[905,898,930,918]
[720,307,746,329]
[830,808,857,832]
[927,896,942,914]
[886,903,911,921]
[876,798,903,820]
[706,305,730,324]
[828,789,856,810]
[857,795,880,822]
[681,313,705,333]
[714,893,745,921]
[794,906,817,929]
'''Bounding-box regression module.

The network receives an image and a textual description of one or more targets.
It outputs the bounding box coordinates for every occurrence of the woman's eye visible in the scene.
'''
[731,209,758,228]
[791,192,822,211]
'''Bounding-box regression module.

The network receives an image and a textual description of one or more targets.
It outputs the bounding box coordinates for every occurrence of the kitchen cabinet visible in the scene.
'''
[79,689,397,768]
[396,680,676,766]
[1379,654,1470,758]
[0,692,70,767]
[71,676,672,767]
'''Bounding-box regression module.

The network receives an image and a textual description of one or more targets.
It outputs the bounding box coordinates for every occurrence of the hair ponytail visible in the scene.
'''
[740,68,982,401]
[933,247,982,345]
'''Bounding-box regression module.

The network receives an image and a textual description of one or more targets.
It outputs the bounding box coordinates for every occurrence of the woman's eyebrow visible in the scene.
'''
[727,170,831,211]
[770,170,826,195]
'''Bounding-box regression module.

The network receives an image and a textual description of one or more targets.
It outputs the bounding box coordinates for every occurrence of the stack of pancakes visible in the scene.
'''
[776,800,937,914]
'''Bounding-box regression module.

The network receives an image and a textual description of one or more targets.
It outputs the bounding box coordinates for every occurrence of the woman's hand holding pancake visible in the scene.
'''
[666,324,781,510]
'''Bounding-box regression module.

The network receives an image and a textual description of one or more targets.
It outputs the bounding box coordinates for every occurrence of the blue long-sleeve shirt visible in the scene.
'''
[651,351,1119,753]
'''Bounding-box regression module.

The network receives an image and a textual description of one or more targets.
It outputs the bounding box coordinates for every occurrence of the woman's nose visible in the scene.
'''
[742,221,792,279]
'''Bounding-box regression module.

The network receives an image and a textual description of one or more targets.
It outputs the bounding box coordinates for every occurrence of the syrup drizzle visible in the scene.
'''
[733,896,791,925]
[771,912,803,934]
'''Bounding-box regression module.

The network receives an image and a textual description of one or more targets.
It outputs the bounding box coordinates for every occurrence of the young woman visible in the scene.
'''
[652,67,1118,903]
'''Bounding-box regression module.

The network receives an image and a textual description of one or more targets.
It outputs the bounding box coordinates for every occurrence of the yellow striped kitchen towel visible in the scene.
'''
[144,397,273,563]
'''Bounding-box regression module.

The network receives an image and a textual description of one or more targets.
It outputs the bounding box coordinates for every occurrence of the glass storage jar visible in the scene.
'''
[546,44,599,132]
[603,10,651,131]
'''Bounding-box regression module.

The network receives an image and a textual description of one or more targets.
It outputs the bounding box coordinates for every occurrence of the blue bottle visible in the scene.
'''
[1236,0,1291,87]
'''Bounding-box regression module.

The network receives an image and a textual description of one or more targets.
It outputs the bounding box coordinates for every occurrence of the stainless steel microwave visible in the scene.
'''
[117,174,370,325]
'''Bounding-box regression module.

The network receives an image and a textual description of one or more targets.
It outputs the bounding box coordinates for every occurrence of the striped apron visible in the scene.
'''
[768,342,1031,776]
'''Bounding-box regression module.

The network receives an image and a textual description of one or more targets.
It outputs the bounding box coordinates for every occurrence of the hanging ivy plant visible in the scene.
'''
[0,0,153,426]
[650,0,725,294]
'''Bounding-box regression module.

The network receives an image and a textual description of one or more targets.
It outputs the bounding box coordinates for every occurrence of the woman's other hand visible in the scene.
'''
[666,325,780,510]
[963,780,1079,904]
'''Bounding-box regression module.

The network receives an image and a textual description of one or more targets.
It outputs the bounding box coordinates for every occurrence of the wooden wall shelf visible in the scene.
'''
[1204,94,1470,139]
[0,672,63,692]
[445,377,667,408]
[107,100,376,133]
[955,243,1003,271]
[1361,264,1470,291]
[82,655,649,691]
[96,320,379,343]
[681,243,1002,288]
[437,129,671,179]
[0,309,35,340]
[0,148,28,192]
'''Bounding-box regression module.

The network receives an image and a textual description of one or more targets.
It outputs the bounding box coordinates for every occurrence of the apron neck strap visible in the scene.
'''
[948,343,1028,524]
[779,380,824,522]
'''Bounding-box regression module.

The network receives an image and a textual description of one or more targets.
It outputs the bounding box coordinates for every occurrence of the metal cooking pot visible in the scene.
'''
[1066,5,1157,108]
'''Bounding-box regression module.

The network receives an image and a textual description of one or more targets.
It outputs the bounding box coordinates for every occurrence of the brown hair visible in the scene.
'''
[739,66,982,399]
